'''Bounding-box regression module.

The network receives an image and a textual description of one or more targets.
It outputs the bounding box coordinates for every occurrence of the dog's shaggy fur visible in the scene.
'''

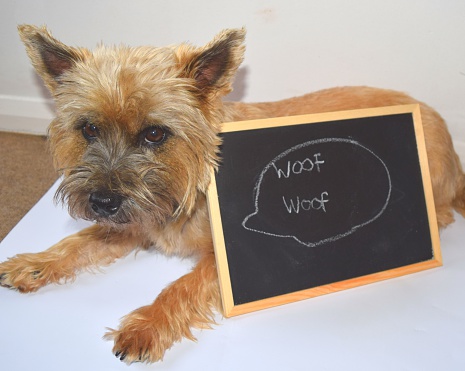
[1,25,464,363]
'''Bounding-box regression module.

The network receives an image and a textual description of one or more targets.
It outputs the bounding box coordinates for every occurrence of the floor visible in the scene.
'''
[0,131,58,241]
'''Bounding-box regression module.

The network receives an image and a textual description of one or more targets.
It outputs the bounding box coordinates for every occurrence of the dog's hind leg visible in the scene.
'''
[452,169,465,219]
[0,225,141,292]
[429,147,465,229]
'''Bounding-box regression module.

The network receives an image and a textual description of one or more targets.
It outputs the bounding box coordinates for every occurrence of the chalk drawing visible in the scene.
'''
[242,138,392,247]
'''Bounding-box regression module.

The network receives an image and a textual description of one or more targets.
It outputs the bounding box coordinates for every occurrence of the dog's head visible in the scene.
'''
[19,25,245,226]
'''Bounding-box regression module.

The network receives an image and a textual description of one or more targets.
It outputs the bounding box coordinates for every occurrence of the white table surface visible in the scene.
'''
[1,180,465,371]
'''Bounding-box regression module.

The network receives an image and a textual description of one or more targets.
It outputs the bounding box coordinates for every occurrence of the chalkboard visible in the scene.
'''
[207,105,441,317]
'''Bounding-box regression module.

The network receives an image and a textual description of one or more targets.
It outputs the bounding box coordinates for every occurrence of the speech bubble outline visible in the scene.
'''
[242,138,392,247]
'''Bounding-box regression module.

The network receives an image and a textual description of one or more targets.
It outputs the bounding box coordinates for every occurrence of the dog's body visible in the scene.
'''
[1,25,465,363]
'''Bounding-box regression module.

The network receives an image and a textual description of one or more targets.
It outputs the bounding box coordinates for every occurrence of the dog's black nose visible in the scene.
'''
[89,191,123,217]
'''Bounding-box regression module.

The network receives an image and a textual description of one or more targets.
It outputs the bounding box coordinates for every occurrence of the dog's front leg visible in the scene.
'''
[107,251,220,364]
[0,225,140,292]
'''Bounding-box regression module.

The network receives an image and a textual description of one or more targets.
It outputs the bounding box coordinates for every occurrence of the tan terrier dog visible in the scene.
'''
[1,25,465,364]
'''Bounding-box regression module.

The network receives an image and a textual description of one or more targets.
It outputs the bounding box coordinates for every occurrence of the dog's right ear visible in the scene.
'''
[18,25,87,93]
[176,28,246,102]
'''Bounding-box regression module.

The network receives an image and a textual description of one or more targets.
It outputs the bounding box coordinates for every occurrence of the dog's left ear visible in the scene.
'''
[178,28,246,100]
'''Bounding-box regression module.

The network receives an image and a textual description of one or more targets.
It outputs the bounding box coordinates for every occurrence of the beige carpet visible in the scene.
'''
[0,132,58,241]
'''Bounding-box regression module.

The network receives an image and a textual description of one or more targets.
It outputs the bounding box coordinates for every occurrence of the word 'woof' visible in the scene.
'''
[272,153,329,214]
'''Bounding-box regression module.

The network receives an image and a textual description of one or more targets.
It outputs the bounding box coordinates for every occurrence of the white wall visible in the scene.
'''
[1,0,464,154]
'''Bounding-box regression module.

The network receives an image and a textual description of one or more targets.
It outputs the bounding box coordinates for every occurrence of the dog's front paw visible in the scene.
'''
[0,254,63,293]
[105,305,191,364]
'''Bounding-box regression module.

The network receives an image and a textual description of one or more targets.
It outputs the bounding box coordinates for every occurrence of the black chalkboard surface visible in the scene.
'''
[207,105,441,317]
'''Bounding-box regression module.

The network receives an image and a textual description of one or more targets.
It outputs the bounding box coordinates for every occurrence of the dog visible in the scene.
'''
[1,25,465,364]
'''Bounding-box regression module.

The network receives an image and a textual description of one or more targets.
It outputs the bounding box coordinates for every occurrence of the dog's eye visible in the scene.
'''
[82,121,99,140]
[142,126,166,145]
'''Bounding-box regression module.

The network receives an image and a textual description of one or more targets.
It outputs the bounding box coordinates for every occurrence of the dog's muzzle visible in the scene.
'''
[89,191,123,217]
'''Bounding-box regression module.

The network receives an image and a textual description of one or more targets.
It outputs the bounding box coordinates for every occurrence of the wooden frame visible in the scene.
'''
[207,105,442,317]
